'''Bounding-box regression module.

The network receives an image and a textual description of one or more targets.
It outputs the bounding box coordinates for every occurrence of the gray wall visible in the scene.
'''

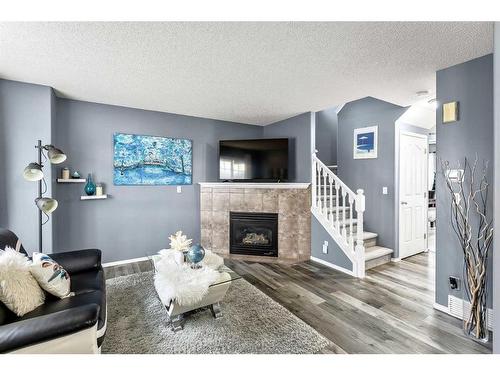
[0,79,54,253]
[310,215,353,271]
[53,99,262,262]
[311,107,352,270]
[263,112,312,183]
[337,97,407,251]
[435,54,494,307]
[494,23,500,354]
[315,107,338,165]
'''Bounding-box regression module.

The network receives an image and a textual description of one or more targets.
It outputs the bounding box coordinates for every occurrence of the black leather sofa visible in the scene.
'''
[0,228,106,353]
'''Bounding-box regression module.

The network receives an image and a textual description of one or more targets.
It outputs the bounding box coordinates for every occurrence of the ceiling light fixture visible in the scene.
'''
[416,90,430,98]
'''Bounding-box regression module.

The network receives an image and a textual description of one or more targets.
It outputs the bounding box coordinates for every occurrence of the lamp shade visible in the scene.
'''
[23,163,44,181]
[35,197,58,214]
[46,146,67,164]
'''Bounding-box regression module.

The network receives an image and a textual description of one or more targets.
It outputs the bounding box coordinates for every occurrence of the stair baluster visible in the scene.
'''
[322,168,327,217]
[312,158,317,210]
[348,195,354,250]
[329,176,334,226]
[341,189,347,240]
[311,152,366,278]
[335,183,340,233]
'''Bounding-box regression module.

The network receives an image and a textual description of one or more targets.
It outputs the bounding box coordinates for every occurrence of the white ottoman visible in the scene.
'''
[150,251,234,332]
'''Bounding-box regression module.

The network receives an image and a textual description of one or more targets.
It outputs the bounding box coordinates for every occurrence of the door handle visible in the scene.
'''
[401,201,408,205]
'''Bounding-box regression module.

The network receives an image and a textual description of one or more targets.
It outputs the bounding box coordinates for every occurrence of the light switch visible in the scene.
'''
[382,187,388,195]
[177,186,182,193]
[322,241,328,254]
[447,169,464,182]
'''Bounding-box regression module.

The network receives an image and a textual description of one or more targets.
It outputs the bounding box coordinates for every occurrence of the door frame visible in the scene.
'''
[396,129,429,259]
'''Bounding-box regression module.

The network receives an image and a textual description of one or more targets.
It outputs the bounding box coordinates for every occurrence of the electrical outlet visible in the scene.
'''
[322,241,328,254]
[176,186,182,193]
[382,187,388,195]
[449,276,460,290]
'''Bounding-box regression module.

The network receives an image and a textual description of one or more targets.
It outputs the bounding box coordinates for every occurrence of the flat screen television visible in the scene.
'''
[218,138,289,182]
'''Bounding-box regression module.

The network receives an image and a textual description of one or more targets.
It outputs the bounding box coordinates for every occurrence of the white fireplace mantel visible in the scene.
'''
[198,182,311,189]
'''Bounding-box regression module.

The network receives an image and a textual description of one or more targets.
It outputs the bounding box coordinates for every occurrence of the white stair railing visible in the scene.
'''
[311,152,366,278]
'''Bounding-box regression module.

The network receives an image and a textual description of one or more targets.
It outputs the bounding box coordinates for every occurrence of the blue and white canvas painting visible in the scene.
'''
[353,126,378,159]
[113,133,192,185]
[356,132,374,152]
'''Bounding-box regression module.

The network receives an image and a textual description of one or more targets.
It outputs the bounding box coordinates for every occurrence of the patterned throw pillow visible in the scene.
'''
[0,247,45,316]
[30,252,71,298]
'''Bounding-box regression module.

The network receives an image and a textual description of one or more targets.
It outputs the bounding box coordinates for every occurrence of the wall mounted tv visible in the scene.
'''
[218,138,289,182]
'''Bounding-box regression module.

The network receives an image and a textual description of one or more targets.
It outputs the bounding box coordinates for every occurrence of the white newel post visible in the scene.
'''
[355,189,365,278]
[312,154,317,210]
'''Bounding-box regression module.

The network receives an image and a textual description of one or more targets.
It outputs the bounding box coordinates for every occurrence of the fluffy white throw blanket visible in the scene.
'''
[154,249,224,306]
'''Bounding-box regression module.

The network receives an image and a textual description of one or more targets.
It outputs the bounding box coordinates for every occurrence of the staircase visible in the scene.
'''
[311,153,393,278]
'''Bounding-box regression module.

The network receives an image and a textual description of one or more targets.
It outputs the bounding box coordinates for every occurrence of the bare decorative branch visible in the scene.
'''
[440,156,493,341]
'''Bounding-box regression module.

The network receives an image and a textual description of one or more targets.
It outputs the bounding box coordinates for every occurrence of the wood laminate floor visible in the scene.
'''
[104,253,492,354]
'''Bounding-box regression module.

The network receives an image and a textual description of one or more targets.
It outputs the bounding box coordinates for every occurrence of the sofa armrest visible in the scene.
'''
[0,304,99,353]
[49,249,102,274]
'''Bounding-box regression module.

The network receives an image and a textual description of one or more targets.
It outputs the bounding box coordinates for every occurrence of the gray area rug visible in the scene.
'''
[102,271,330,354]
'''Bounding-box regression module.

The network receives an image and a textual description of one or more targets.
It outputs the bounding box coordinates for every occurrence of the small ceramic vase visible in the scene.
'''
[84,173,96,196]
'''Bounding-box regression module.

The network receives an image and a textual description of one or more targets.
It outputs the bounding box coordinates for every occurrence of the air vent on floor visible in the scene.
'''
[448,295,493,331]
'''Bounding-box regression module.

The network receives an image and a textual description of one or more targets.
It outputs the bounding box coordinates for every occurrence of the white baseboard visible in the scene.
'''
[433,296,493,331]
[102,256,149,268]
[432,302,449,314]
[310,256,355,276]
[391,257,402,262]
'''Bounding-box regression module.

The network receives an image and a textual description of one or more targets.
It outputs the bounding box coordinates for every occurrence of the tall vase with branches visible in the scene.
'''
[441,156,493,342]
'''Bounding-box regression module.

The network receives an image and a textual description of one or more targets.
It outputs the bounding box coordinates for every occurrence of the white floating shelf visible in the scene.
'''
[57,179,86,183]
[80,194,108,201]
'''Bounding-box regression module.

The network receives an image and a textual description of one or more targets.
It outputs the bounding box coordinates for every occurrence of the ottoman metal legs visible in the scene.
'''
[210,302,223,319]
[168,303,223,332]
[169,314,185,332]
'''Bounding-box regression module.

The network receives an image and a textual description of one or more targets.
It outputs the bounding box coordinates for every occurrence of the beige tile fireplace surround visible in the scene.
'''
[199,183,311,263]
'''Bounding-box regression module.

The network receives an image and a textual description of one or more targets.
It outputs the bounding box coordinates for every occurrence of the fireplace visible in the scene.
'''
[229,212,278,257]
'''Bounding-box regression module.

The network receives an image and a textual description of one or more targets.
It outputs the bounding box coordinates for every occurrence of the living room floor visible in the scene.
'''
[104,253,491,354]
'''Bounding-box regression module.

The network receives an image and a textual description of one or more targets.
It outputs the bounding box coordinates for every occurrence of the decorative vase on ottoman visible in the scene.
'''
[187,244,205,269]
[84,173,96,196]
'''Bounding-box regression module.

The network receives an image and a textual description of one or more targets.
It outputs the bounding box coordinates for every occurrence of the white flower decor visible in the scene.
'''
[169,231,192,252]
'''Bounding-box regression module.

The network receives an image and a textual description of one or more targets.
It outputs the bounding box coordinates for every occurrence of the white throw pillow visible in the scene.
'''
[0,247,45,316]
[30,252,71,298]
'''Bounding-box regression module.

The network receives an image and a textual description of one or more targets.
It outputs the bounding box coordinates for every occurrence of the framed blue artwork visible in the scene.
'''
[353,126,378,159]
[113,133,193,185]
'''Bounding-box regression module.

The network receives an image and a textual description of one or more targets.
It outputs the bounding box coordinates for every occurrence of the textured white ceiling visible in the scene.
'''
[0,22,493,125]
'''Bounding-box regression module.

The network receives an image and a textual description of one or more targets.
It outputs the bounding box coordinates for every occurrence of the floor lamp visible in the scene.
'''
[23,140,67,252]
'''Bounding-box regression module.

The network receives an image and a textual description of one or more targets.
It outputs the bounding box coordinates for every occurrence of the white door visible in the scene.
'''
[399,132,428,259]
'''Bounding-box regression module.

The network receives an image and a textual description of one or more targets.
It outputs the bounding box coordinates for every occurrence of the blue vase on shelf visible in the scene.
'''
[187,244,205,269]
[84,173,96,196]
